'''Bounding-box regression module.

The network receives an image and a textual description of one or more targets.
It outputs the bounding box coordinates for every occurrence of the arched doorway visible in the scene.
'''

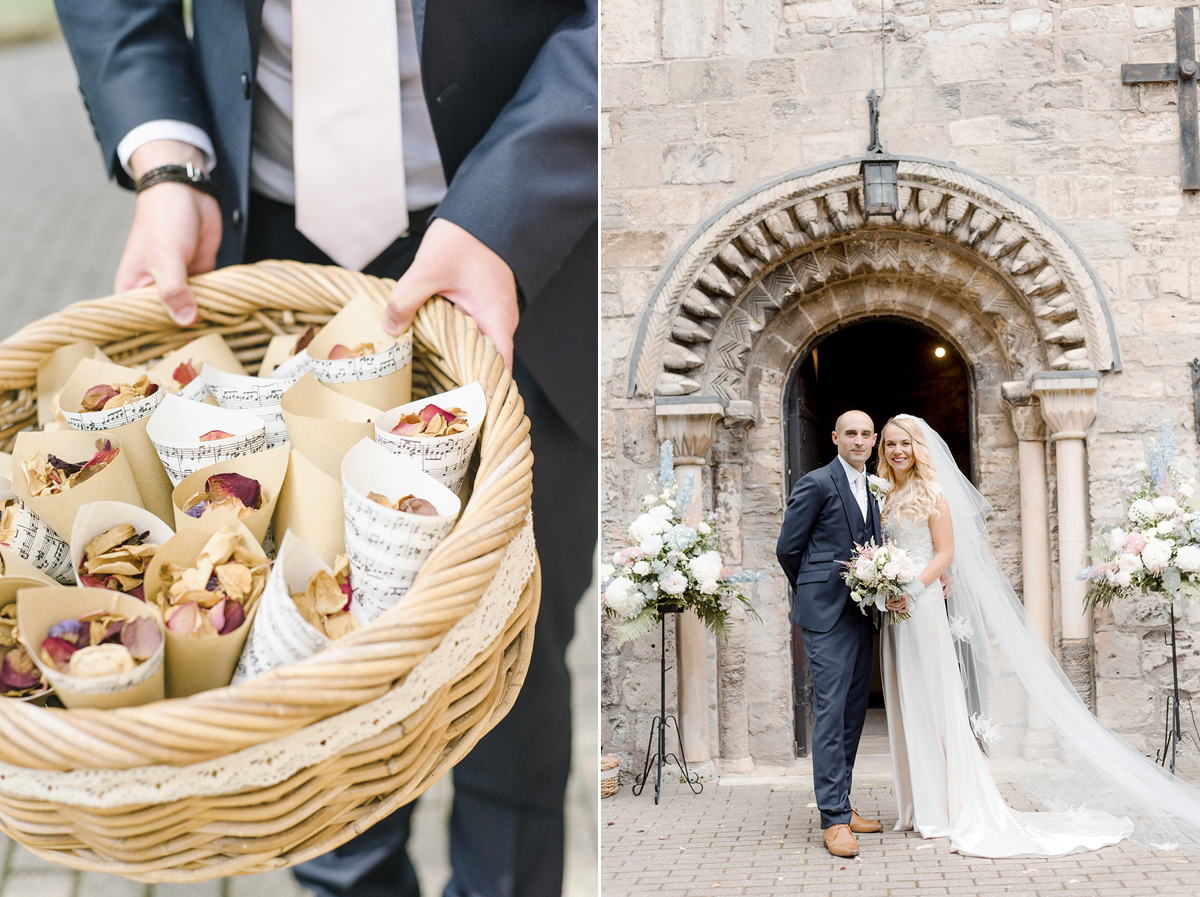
[785,318,973,757]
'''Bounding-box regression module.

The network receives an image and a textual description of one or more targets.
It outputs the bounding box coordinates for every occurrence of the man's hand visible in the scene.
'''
[383,218,519,368]
[118,140,221,326]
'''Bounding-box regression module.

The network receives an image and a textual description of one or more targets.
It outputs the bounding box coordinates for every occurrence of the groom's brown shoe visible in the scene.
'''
[822,824,859,857]
[849,809,883,833]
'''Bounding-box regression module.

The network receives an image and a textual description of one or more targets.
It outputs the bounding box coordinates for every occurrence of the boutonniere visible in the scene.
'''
[867,475,890,505]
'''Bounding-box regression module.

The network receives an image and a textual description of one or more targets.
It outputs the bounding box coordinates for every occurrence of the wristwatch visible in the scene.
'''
[134,162,220,201]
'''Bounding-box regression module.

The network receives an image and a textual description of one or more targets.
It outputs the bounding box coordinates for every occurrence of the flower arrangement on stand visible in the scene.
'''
[1079,420,1200,773]
[601,442,761,645]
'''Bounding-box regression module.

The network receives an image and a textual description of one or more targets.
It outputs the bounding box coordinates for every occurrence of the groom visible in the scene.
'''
[776,409,884,857]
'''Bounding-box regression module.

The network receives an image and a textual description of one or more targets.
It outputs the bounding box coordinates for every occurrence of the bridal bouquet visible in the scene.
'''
[601,442,760,645]
[1080,420,1200,609]
[842,538,917,624]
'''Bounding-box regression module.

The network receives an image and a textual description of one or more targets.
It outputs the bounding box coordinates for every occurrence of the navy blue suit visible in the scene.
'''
[776,459,881,829]
[54,2,597,895]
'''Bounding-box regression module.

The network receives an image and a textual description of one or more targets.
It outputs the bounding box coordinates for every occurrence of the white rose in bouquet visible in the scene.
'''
[1141,538,1173,573]
[1129,498,1157,525]
[697,521,711,535]
[660,570,687,595]
[1156,520,1177,536]
[699,580,719,594]
[882,560,901,580]
[895,557,916,584]
[629,513,670,545]
[1108,528,1127,553]
[1113,570,1133,588]
[1153,495,1179,517]
[1181,483,1195,499]
[1175,544,1200,573]
[640,534,664,557]
[604,577,644,620]
[1117,552,1143,573]
[633,560,651,576]
[688,550,723,585]
[854,556,877,583]
[648,504,673,521]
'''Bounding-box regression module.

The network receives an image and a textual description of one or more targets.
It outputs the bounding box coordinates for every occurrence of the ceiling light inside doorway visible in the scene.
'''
[934,346,947,359]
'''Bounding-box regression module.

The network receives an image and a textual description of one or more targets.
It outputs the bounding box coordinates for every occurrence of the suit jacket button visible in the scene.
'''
[241,72,251,99]
[231,208,242,230]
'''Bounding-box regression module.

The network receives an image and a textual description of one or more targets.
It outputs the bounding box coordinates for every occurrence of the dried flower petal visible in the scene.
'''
[294,323,318,353]
[81,384,119,412]
[199,429,234,442]
[40,636,79,672]
[81,378,158,412]
[328,341,378,360]
[219,600,245,635]
[47,619,88,644]
[389,405,468,438]
[1,647,43,690]
[120,616,162,661]
[396,495,439,516]
[68,643,136,677]
[167,602,217,636]
[173,360,198,387]
[291,569,359,638]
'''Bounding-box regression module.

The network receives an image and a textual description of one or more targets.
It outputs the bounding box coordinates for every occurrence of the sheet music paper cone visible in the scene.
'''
[202,364,297,449]
[375,382,486,495]
[146,394,267,486]
[0,544,62,586]
[342,438,460,624]
[260,331,313,379]
[307,294,412,409]
[36,342,110,428]
[1,477,74,583]
[171,444,289,545]
[148,332,248,403]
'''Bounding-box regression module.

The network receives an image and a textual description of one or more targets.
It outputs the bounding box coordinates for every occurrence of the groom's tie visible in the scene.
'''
[853,472,867,519]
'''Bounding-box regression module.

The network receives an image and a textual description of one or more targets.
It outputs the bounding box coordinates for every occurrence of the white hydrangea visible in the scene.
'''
[1175,544,1200,573]
[603,577,644,620]
[687,550,723,585]
[1141,538,1173,573]
[660,570,687,595]
[629,512,670,545]
[1154,495,1179,517]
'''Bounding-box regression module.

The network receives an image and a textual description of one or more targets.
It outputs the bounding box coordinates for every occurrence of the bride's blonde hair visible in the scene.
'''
[877,415,941,525]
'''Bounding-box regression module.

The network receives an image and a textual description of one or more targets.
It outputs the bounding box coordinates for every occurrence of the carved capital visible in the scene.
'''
[1031,372,1100,442]
[656,400,725,464]
[1001,380,1045,442]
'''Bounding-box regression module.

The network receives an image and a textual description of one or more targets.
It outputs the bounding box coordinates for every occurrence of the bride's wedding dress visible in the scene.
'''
[879,416,1200,856]
[883,512,1133,856]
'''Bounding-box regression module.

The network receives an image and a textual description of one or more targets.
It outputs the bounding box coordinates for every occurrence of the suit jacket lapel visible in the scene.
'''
[831,460,865,535]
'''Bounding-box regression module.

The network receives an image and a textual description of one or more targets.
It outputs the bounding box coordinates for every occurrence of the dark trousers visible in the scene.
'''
[800,599,874,829]
[243,194,597,897]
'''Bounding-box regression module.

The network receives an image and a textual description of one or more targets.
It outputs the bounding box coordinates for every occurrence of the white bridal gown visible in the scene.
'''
[881,513,1135,857]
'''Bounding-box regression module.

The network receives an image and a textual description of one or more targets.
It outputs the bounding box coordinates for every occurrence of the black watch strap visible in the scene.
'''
[134,162,220,201]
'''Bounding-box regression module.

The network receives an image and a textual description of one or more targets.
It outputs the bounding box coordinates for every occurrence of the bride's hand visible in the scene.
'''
[940,570,956,600]
[886,595,909,614]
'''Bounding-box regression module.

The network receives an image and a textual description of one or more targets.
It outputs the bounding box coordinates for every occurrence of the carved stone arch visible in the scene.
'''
[627,158,1122,401]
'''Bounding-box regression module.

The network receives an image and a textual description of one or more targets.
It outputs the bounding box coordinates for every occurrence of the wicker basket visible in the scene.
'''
[0,261,539,881]
[600,756,619,799]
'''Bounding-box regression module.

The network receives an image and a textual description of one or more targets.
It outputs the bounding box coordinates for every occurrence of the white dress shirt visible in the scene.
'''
[837,455,869,520]
[116,0,448,212]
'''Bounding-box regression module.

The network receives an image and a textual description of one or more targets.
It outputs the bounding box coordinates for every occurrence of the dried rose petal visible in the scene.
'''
[119,616,161,660]
[84,439,120,470]
[328,343,353,360]
[47,453,85,476]
[219,600,245,635]
[167,602,217,637]
[1,648,42,690]
[199,429,234,442]
[418,403,456,425]
[81,384,119,412]
[207,597,227,634]
[389,419,424,437]
[396,495,439,516]
[174,360,198,387]
[207,473,262,510]
[47,619,88,644]
[100,620,124,644]
[40,636,79,672]
[294,323,318,353]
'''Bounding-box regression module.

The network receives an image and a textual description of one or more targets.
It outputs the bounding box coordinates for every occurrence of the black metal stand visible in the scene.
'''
[632,611,703,804]
[1156,603,1199,774]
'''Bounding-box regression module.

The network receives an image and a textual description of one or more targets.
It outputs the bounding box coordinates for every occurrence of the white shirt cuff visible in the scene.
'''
[116,120,218,177]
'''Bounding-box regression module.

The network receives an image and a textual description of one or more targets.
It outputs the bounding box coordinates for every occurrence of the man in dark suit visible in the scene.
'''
[53,2,596,895]
[776,410,883,858]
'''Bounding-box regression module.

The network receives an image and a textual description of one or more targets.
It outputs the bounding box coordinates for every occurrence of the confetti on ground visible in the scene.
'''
[915,844,933,850]
[1171,858,1189,864]
[806,802,818,808]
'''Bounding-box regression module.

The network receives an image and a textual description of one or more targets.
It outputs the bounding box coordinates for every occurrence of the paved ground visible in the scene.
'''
[0,35,598,897]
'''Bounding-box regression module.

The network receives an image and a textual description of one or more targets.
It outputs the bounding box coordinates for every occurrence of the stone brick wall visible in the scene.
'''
[602,0,1200,770]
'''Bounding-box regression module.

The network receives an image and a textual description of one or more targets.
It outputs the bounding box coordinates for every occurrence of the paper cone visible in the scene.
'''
[58,357,174,524]
[17,586,166,709]
[273,448,345,565]
[260,332,313,379]
[36,342,109,428]
[341,438,460,624]
[0,544,60,586]
[280,373,379,474]
[1,477,74,584]
[0,580,54,703]
[202,365,298,449]
[148,332,249,403]
[172,444,288,545]
[375,382,486,495]
[231,530,337,685]
[306,294,412,409]
[68,500,175,596]
[146,394,268,486]
[143,517,268,698]
[11,431,143,547]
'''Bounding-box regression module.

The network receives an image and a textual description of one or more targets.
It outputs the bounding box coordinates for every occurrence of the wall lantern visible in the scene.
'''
[860,89,899,219]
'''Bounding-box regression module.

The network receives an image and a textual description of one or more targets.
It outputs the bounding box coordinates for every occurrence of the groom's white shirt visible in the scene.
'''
[837,455,868,519]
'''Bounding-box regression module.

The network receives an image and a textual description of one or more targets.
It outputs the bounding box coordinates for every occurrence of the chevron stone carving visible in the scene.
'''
[634,161,1118,400]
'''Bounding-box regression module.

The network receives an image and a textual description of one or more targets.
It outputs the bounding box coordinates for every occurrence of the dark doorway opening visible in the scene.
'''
[785,317,973,758]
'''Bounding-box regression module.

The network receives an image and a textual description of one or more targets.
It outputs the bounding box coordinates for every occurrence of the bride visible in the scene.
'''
[875,414,1200,856]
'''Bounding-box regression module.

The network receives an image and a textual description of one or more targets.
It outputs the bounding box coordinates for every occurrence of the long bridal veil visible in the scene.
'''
[899,414,1200,849]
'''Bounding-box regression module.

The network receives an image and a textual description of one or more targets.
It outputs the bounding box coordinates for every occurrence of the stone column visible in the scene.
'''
[713,454,752,772]
[1032,371,1100,705]
[1001,382,1053,650]
[656,399,724,765]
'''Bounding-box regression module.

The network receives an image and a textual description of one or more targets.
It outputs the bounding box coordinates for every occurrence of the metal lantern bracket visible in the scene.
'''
[861,89,899,219]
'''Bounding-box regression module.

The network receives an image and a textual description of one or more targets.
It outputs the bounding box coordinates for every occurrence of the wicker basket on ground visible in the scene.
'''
[0,261,539,882]
[600,756,619,799]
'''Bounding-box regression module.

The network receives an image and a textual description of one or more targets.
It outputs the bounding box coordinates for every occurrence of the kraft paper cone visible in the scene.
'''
[11,431,143,548]
[280,373,379,474]
[143,517,267,698]
[172,444,288,545]
[59,357,174,525]
[69,501,175,595]
[273,448,345,565]
[342,438,460,624]
[307,294,412,409]
[0,580,54,704]
[231,530,337,685]
[148,332,248,403]
[260,332,313,379]
[36,342,109,428]
[203,365,297,449]
[18,587,166,710]
[146,394,267,486]
[375,382,486,495]
[0,544,60,586]
[1,477,74,584]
